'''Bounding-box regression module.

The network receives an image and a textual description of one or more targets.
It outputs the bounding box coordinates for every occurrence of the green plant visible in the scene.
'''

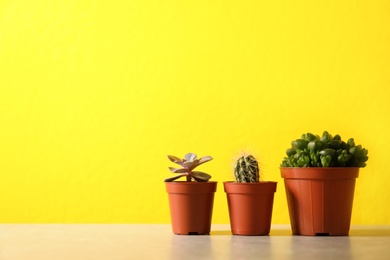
[164,153,213,182]
[234,155,260,182]
[281,131,369,168]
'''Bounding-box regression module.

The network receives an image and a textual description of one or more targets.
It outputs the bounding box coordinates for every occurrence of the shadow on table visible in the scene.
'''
[272,227,390,237]
[210,230,232,235]
[349,228,390,237]
[210,229,293,236]
[210,227,390,236]
[269,229,293,236]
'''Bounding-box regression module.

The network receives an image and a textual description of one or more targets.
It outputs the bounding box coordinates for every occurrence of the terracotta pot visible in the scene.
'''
[165,181,217,235]
[224,181,277,235]
[280,167,359,236]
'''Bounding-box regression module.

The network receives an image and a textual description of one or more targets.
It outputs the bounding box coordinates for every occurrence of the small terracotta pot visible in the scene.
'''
[165,181,217,235]
[281,167,359,236]
[224,181,277,236]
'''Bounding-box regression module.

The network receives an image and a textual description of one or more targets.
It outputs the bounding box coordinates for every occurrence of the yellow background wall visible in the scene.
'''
[0,0,389,224]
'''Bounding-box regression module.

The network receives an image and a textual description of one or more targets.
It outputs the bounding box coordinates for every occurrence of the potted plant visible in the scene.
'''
[224,154,277,235]
[280,131,369,236]
[164,152,217,235]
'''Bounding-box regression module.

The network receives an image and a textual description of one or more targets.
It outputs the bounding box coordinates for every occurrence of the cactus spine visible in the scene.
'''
[234,155,260,183]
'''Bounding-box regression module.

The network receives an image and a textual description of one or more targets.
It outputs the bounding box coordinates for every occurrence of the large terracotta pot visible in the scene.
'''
[280,167,359,236]
[165,181,217,235]
[224,181,277,235]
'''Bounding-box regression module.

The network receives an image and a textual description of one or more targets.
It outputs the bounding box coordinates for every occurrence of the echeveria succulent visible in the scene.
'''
[281,131,369,168]
[165,153,213,182]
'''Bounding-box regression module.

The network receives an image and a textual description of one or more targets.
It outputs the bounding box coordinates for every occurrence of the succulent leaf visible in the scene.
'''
[321,155,332,167]
[198,156,213,164]
[167,155,183,165]
[182,161,193,168]
[319,148,336,157]
[347,138,355,149]
[191,171,212,182]
[286,148,297,156]
[165,153,213,182]
[308,140,323,152]
[333,134,342,141]
[187,159,200,170]
[292,139,308,150]
[302,133,317,142]
[321,131,332,143]
[191,157,211,170]
[185,153,197,162]
[169,167,189,173]
[164,174,187,182]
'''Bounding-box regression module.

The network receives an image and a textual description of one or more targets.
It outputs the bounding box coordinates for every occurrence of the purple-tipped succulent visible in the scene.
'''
[165,153,213,182]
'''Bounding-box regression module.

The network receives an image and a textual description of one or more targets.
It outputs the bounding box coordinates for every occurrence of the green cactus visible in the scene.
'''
[234,155,260,183]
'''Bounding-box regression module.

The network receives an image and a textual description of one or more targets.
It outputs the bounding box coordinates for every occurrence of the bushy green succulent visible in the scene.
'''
[234,155,260,182]
[281,131,369,168]
[165,153,213,182]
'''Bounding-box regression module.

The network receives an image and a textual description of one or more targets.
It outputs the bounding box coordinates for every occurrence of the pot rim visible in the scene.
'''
[164,181,218,184]
[223,181,277,184]
[223,181,277,194]
[280,167,359,179]
[165,181,217,193]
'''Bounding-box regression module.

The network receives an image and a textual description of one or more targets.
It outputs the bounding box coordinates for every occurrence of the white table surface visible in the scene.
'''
[0,224,389,260]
